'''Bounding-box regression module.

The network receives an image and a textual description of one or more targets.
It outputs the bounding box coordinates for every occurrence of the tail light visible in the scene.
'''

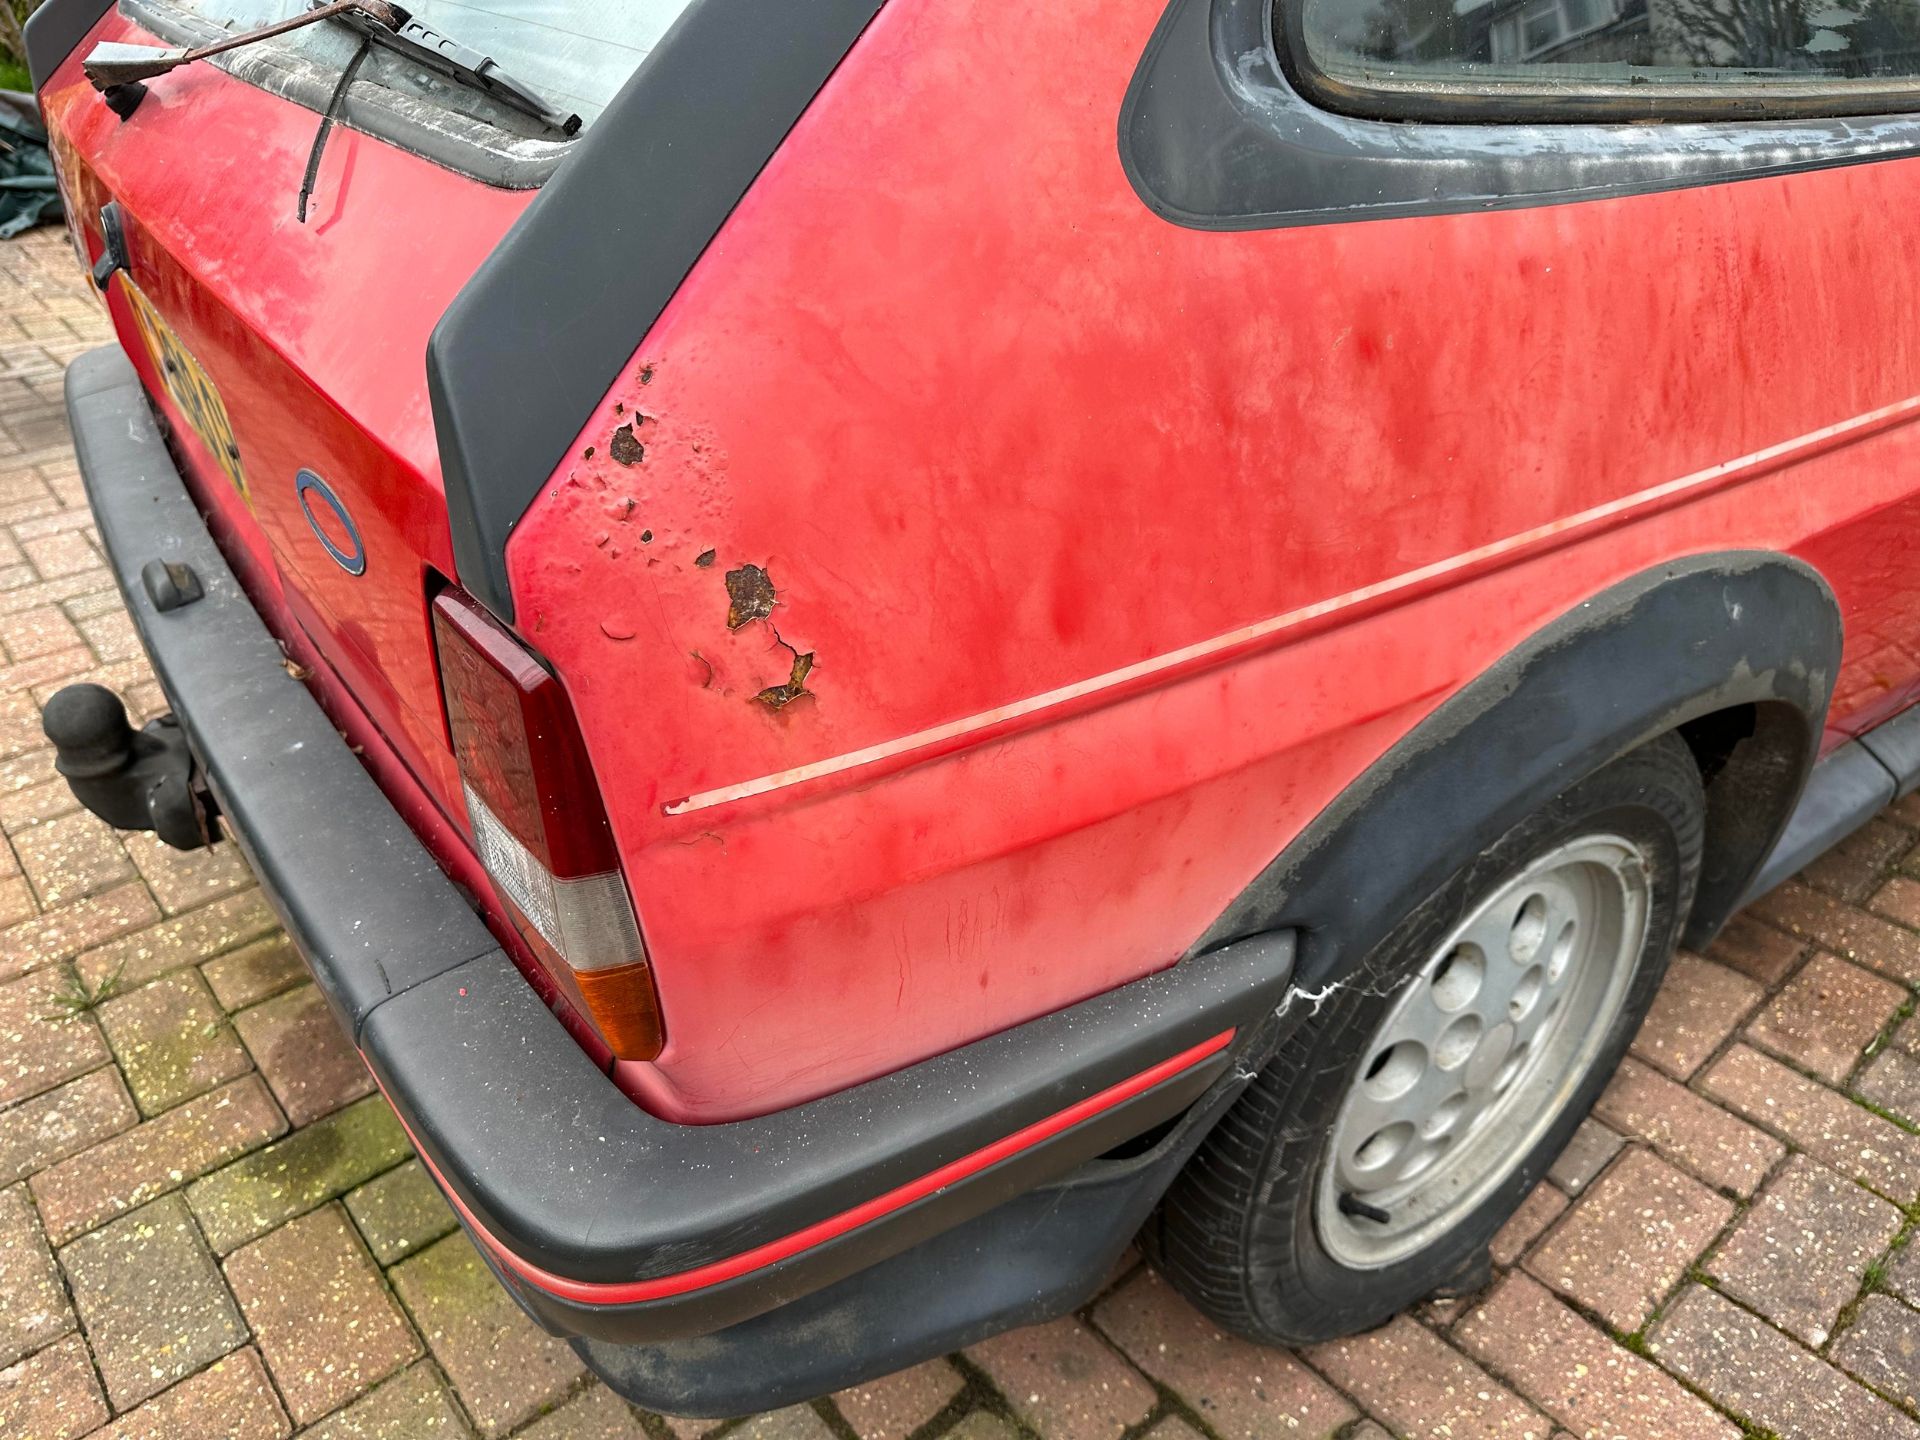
[430,589,664,1060]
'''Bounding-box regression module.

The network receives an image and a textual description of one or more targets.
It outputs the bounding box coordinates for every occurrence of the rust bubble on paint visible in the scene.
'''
[610,423,645,466]
[754,648,814,709]
[725,564,776,630]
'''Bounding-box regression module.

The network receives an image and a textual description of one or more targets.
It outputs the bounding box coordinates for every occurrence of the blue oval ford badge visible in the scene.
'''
[295,469,366,577]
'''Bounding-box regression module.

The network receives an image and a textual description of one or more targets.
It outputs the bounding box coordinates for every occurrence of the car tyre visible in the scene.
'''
[1149,731,1705,1344]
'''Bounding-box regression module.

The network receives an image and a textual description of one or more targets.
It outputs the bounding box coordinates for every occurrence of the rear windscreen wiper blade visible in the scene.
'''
[330,2,581,137]
[82,0,578,138]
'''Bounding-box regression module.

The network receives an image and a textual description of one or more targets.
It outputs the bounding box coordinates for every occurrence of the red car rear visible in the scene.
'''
[26,0,1920,1413]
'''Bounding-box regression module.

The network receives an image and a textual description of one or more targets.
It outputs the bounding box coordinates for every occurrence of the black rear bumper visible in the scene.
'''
[64,343,1298,1410]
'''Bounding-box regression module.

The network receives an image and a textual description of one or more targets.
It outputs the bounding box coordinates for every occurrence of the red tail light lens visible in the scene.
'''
[431,589,663,1060]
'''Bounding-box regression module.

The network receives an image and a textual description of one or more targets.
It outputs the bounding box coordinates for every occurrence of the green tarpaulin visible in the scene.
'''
[0,92,60,238]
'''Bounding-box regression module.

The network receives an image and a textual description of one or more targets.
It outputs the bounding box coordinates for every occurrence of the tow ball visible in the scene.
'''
[41,683,218,851]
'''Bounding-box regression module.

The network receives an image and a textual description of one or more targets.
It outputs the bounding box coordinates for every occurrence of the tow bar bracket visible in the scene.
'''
[42,682,218,849]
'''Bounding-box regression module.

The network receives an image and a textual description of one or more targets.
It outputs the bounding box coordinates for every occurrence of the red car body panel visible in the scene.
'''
[512,0,1920,1117]
[37,0,1920,1125]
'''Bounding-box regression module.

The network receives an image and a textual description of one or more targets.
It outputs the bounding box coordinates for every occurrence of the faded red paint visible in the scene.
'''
[40,0,1920,1122]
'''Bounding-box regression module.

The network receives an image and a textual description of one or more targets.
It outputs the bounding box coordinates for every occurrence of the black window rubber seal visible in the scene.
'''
[1118,0,1920,234]
[428,0,885,623]
[1275,0,1920,126]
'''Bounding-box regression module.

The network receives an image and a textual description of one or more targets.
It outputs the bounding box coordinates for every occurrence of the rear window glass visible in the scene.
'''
[161,0,693,131]
[1295,0,1920,104]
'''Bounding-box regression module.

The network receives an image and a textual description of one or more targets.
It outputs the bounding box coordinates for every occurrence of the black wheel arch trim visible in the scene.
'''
[1120,0,1920,233]
[1197,551,1842,982]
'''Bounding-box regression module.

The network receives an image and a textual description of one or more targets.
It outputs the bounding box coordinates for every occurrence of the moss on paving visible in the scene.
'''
[186,1093,409,1253]
[344,1158,457,1266]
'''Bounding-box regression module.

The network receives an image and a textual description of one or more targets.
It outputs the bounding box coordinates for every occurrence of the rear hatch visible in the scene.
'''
[35,0,667,852]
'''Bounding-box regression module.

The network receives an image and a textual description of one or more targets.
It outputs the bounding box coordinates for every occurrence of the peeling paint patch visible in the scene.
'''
[601,616,635,641]
[695,549,716,568]
[755,648,814,709]
[725,564,776,630]
[610,424,645,466]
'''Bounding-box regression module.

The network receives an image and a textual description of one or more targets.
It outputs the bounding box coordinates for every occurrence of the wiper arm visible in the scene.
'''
[331,3,581,137]
[81,0,579,138]
[83,0,402,89]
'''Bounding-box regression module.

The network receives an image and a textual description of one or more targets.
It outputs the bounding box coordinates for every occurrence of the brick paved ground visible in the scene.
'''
[5,223,1920,1440]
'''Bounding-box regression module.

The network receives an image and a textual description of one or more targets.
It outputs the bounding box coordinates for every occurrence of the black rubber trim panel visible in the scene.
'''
[1737,738,1893,904]
[1120,0,1920,232]
[573,1086,1238,1415]
[456,983,1241,1344]
[1735,700,1920,905]
[1859,702,1920,802]
[429,0,882,621]
[69,342,1293,1345]
[25,0,112,91]
[364,930,1286,1302]
[1200,553,1841,979]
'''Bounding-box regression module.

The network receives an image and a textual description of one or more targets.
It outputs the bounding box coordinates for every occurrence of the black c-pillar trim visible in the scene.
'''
[428,0,883,622]
[1198,553,1841,981]
[25,0,113,92]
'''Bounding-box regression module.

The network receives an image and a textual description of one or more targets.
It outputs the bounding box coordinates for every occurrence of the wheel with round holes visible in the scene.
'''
[1149,732,1703,1344]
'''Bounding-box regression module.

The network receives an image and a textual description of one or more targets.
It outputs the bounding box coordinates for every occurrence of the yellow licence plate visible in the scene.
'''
[122,281,250,504]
